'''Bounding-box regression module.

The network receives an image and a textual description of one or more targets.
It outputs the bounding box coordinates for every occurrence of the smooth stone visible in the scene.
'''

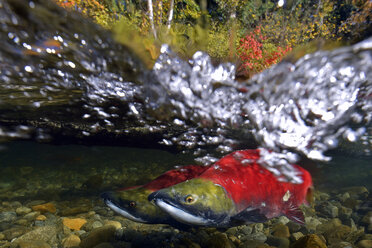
[36,215,47,221]
[11,240,51,248]
[253,224,264,233]
[82,220,103,232]
[317,202,339,218]
[12,225,58,246]
[206,233,235,248]
[24,212,40,221]
[305,217,322,232]
[290,234,327,248]
[316,218,342,233]
[362,234,372,240]
[328,241,353,248]
[31,203,56,214]
[245,232,267,243]
[62,234,81,248]
[240,226,253,236]
[339,207,353,222]
[93,242,114,248]
[342,186,369,198]
[63,218,87,231]
[26,200,46,207]
[316,192,331,201]
[14,219,28,226]
[15,207,32,216]
[226,227,240,236]
[79,225,117,248]
[339,192,350,202]
[103,220,122,230]
[0,212,17,222]
[266,236,290,248]
[357,240,372,248]
[286,222,301,233]
[290,232,304,241]
[238,240,265,248]
[325,225,351,244]
[272,224,290,238]
[342,198,360,209]
[276,216,290,225]
[3,227,28,240]
[9,202,22,209]
[361,212,372,226]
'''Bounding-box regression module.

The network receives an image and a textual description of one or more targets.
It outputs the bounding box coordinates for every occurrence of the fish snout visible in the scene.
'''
[100,191,117,203]
[147,190,161,203]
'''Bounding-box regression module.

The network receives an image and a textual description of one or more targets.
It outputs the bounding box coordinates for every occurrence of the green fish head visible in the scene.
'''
[148,178,235,226]
[102,188,169,224]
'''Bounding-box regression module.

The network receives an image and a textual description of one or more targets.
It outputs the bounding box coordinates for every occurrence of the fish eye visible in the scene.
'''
[184,195,195,204]
[129,201,136,208]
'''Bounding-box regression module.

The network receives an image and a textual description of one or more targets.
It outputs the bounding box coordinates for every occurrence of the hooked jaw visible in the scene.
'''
[101,191,148,223]
[148,191,212,226]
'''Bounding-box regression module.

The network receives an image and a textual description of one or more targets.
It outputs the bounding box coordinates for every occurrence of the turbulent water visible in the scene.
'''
[0,0,371,182]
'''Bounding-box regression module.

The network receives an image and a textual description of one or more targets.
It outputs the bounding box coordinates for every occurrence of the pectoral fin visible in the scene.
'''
[231,207,268,224]
[285,205,305,225]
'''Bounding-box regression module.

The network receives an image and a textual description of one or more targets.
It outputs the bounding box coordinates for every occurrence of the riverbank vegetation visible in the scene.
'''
[54,0,371,76]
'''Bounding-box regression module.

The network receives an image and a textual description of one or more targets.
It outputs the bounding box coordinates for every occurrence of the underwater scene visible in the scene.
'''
[0,0,372,248]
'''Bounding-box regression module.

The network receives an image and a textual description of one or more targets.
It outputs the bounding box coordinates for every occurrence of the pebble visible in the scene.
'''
[357,240,372,248]
[13,240,51,248]
[79,225,117,248]
[329,241,354,248]
[0,211,17,222]
[36,215,47,221]
[272,224,290,238]
[24,211,40,220]
[291,234,327,248]
[0,233,4,240]
[103,220,122,230]
[325,224,351,244]
[12,225,58,246]
[304,216,322,232]
[14,218,27,226]
[207,233,235,248]
[62,234,81,248]
[290,232,304,241]
[15,207,32,216]
[3,227,28,240]
[266,236,289,248]
[63,218,87,231]
[93,242,114,248]
[31,203,56,214]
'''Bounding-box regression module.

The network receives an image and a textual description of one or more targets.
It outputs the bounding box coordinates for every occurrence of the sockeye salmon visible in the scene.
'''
[101,164,209,225]
[149,149,313,227]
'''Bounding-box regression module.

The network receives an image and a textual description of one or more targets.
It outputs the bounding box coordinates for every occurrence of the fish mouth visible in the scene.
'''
[148,191,210,226]
[100,192,148,223]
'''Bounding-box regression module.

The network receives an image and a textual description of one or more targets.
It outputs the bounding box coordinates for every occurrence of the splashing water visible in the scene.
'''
[148,41,372,181]
[0,0,371,182]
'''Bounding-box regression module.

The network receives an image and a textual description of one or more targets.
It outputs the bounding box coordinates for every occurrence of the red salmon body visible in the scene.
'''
[144,165,211,191]
[200,149,313,223]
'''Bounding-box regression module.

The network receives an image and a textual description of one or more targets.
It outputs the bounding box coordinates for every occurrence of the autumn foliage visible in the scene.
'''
[237,27,291,75]
[54,0,371,77]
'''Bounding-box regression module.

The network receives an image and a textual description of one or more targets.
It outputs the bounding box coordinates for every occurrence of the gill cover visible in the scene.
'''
[149,178,235,226]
